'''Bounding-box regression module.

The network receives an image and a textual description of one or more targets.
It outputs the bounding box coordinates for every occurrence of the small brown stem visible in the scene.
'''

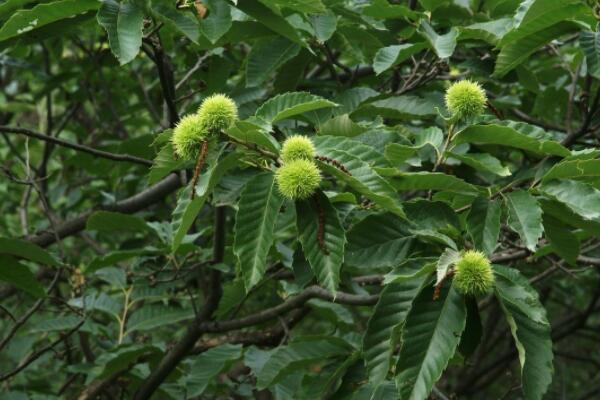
[433,270,455,300]
[190,141,208,200]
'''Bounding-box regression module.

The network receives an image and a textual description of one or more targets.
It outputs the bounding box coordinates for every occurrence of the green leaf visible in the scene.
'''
[148,141,186,185]
[226,120,281,154]
[256,336,353,389]
[539,180,600,221]
[363,275,428,384]
[296,192,345,293]
[246,37,300,87]
[541,159,600,182]
[541,214,579,265]
[313,135,388,168]
[171,150,241,251]
[310,10,336,43]
[363,0,420,20]
[234,173,284,291]
[372,43,427,75]
[504,190,543,252]
[459,18,514,45]
[316,150,405,217]
[186,344,243,396]
[229,0,304,46]
[581,30,600,79]
[345,213,413,269]
[255,92,337,123]
[87,211,151,234]
[97,0,144,65]
[200,0,232,43]
[395,284,467,400]
[391,172,481,195]
[436,248,460,285]
[494,22,581,77]
[0,237,60,266]
[152,3,199,44]
[318,114,367,137]
[418,20,458,59]
[125,305,194,333]
[92,344,162,380]
[450,152,511,177]
[493,265,553,400]
[259,0,326,14]
[366,95,439,118]
[0,255,45,298]
[466,197,501,256]
[0,0,99,42]
[454,124,570,157]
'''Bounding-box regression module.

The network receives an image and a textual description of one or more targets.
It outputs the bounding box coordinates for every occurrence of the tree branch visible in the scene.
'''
[0,126,153,166]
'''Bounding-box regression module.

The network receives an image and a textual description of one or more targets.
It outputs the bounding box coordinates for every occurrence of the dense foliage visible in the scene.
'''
[1,0,600,399]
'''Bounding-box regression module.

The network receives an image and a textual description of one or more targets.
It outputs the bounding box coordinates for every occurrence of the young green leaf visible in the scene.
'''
[493,265,553,400]
[234,173,284,291]
[395,284,467,400]
[296,192,345,293]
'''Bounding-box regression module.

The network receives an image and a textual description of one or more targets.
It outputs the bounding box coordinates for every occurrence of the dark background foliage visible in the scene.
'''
[1,0,600,399]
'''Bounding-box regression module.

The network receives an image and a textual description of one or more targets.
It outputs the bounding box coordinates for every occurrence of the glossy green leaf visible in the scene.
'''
[539,180,600,221]
[313,135,388,168]
[363,274,428,384]
[316,149,405,217]
[494,265,553,400]
[0,0,98,42]
[454,124,570,157]
[504,190,543,252]
[200,0,232,43]
[226,120,281,154]
[97,0,144,65]
[345,213,413,269]
[466,197,501,256]
[255,92,337,123]
[296,192,345,293]
[436,248,460,285]
[541,159,600,182]
[373,43,427,75]
[418,20,458,59]
[395,284,467,400]
[391,172,481,195]
[234,173,284,291]
[450,152,511,177]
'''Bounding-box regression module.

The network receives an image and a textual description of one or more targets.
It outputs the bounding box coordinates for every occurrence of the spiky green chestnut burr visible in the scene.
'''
[281,135,316,163]
[275,159,321,200]
[445,80,487,120]
[453,250,495,296]
[172,114,207,161]
[197,93,238,134]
